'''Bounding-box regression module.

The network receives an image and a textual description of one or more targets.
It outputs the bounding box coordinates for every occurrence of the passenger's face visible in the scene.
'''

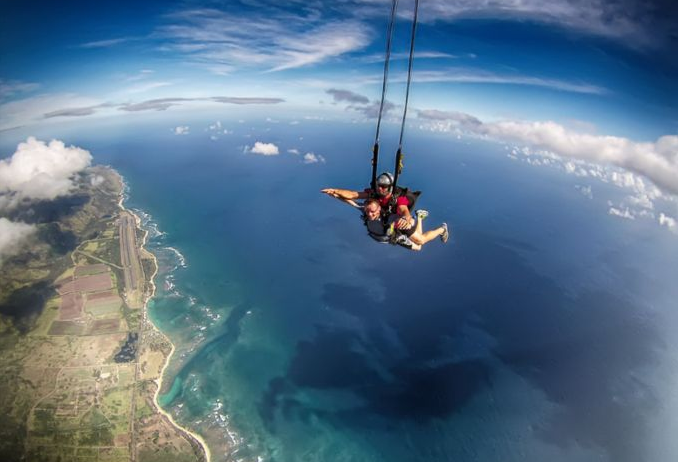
[365,204,380,220]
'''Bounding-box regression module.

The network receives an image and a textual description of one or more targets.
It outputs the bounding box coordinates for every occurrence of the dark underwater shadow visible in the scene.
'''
[258,226,663,461]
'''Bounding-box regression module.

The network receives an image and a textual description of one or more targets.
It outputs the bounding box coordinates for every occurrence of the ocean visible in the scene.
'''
[6,115,677,461]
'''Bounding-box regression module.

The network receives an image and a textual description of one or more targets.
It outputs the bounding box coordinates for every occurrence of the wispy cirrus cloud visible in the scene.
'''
[210,96,284,105]
[78,36,138,48]
[157,8,371,74]
[410,0,675,49]
[122,81,173,94]
[124,69,155,82]
[369,69,608,95]
[0,79,39,100]
[359,50,464,64]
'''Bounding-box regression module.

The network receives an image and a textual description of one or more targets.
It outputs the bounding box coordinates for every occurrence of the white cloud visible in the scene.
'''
[91,175,105,187]
[417,110,678,197]
[608,206,635,220]
[0,218,36,265]
[0,137,92,209]
[250,142,279,156]
[303,152,326,164]
[173,126,190,135]
[575,184,593,199]
[659,213,677,231]
[288,148,300,155]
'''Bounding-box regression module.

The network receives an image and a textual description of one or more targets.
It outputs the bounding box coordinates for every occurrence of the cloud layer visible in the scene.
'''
[0,218,36,265]
[414,0,675,49]
[416,109,678,196]
[0,137,92,209]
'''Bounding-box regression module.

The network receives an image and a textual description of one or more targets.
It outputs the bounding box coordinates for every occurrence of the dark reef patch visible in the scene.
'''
[259,227,662,461]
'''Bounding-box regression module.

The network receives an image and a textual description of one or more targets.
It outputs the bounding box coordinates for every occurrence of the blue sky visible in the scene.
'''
[1,0,677,197]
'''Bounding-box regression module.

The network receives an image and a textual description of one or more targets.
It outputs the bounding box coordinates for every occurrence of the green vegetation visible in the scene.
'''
[139,448,202,462]
[122,304,142,332]
[25,446,78,462]
[0,167,202,461]
[100,447,131,462]
[29,299,60,336]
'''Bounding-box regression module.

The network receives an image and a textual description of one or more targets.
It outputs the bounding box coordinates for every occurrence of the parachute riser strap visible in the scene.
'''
[371,0,398,186]
[392,147,404,191]
[394,0,419,186]
[374,0,398,146]
[371,142,380,191]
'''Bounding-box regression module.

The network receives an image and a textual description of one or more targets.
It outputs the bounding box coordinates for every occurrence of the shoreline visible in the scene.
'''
[118,174,212,462]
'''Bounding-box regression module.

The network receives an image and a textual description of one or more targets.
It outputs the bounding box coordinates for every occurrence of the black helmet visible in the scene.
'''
[376,172,394,187]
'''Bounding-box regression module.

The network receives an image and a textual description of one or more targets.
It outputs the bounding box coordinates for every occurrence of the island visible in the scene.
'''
[0,166,208,462]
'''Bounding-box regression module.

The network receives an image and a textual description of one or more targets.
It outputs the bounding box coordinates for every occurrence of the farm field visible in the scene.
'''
[0,167,205,462]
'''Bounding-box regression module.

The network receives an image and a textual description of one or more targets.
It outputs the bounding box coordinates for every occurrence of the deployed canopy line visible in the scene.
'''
[370,0,420,193]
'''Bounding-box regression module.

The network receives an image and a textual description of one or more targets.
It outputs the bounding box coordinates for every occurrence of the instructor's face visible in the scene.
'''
[377,184,391,196]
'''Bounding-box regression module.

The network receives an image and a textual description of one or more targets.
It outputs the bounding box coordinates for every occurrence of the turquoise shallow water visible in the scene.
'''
[6,116,677,461]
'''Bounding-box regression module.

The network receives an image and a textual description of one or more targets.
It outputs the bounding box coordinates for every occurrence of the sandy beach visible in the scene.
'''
[119,175,212,462]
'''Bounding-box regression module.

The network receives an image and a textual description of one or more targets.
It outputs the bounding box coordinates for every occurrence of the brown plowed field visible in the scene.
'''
[87,290,117,300]
[59,293,84,320]
[90,319,120,334]
[75,273,113,292]
[56,280,75,295]
[48,321,86,336]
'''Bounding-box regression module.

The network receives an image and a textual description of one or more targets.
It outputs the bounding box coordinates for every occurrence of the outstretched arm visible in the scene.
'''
[321,188,369,208]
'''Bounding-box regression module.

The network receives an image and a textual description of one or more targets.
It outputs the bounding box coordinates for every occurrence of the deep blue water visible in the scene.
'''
[3,115,678,461]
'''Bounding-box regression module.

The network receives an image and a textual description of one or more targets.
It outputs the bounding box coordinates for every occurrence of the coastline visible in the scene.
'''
[118,175,212,462]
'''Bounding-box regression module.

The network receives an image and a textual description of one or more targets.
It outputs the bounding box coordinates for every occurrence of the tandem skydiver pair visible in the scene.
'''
[321,172,448,251]
[321,0,449,251]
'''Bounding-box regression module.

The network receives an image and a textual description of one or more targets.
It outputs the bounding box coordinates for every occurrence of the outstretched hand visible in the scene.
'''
[321,188,338,198]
